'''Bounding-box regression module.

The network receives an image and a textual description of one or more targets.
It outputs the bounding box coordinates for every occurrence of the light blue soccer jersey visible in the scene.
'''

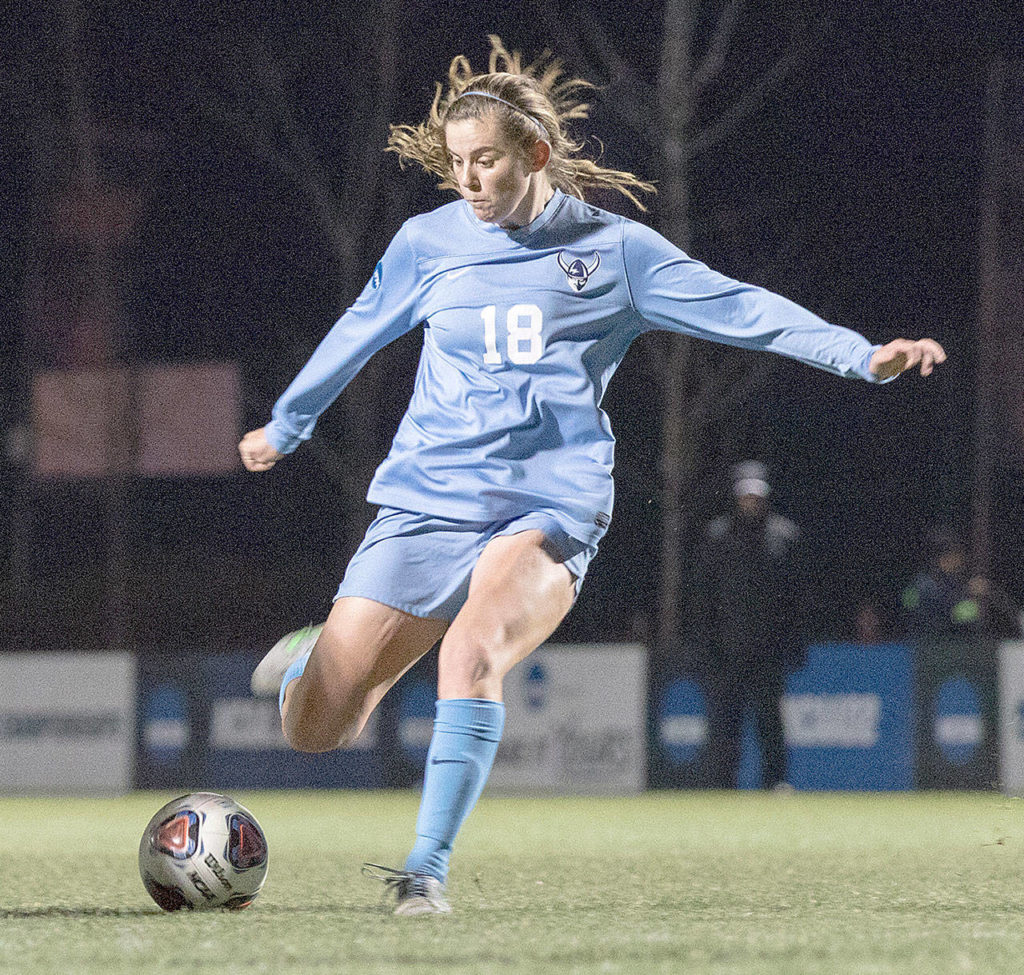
[264,190,881,544]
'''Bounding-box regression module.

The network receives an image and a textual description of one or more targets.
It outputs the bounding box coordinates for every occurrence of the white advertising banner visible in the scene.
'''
[0,652,135,793]
[998,640,1024,793]
[489,643,647,795]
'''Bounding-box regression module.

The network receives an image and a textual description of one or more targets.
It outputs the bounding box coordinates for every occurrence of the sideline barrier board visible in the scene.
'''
[488,643,647,794]
[137,646,646,793]
[785,643,913,790]
[0,652,135,794]
[652,643,915,790]
[393,644,648,795]
[998,640,1024,793]
[914,637,998,789]
[136,652,206,790]
[135,652,384,790]
[204,655,383,789]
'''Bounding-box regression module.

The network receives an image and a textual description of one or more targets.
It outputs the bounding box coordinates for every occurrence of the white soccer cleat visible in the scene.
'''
[393,874,452,916]
[363,863,452,916]
[250,623,323,697]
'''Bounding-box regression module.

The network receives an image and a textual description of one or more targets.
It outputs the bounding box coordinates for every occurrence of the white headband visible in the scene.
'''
[449,90,546,134]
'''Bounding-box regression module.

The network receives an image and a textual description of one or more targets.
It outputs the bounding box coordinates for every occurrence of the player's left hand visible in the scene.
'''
[869,338,947,380]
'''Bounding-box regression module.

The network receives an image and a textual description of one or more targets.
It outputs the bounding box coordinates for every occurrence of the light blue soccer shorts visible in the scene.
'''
[334,506,600,620]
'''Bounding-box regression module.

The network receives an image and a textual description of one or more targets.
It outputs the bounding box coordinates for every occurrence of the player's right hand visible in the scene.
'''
[239,427,284,472]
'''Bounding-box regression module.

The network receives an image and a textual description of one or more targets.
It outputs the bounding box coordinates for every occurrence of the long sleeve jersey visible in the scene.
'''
[264,190,881,544]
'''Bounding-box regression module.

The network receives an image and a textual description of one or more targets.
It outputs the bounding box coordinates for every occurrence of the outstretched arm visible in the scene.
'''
[623,222,949,383]
[240,223,422,469]
[868,339,947,380]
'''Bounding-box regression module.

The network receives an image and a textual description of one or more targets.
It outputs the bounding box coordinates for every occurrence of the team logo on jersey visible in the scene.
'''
[371,262,383,289]
[556,251,601,292]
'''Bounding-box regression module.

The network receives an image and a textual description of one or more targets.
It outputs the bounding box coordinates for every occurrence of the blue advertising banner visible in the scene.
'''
[653,675,709,787]
[136,653,206,790]
[781,643,914,791]
[653,644,915,791]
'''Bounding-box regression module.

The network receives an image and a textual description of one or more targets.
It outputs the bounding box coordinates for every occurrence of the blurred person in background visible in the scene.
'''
[689,462,806,790]
[852,596,889,645]
[901,528,1020,639]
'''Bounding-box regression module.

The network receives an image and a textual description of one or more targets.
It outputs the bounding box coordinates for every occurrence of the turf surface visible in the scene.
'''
[1,791,1023,974]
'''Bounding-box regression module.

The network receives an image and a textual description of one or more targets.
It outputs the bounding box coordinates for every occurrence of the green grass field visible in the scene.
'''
[2,790,1023,974]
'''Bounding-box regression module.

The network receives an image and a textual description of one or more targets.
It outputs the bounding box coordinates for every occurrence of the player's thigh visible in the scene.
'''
[437,529,575,698]
[287,596,447,736]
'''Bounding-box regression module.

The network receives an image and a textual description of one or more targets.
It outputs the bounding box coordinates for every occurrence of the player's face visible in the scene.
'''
[445,114,536,228]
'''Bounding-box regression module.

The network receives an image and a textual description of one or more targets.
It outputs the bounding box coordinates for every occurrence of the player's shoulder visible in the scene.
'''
[398,200,467,254]
[614,208,680,254]
[557,193,627,230]
[509,194,662,267]
[556,194,668,248]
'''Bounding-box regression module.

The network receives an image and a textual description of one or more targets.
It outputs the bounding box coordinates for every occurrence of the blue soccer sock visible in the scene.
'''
[404,698,506,883]
[278,651,312,714]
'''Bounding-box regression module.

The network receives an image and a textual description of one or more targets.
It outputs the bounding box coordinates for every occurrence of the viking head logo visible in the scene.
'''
[557,251,601,292]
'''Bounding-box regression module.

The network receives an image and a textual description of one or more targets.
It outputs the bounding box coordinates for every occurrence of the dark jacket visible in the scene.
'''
[689,511,806,678]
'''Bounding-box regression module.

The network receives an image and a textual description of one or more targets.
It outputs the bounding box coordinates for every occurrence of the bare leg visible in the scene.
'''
[399,529,576,897]
[282,596,448,753]
[437,529,576,700]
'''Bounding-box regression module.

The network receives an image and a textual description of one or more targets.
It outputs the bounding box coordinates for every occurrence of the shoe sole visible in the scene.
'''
[250,624,323,696]
[394,899,452,916]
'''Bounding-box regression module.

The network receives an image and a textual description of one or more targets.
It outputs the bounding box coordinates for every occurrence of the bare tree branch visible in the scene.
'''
[197,45,363,278]
[578,13,638,84]
[692,353,776,430]
[658,0,694,133]
[535,3,657,136]
[344,1,400,244]
[687,17,833,161]
[691,0,745,96]
[249,51,358,268]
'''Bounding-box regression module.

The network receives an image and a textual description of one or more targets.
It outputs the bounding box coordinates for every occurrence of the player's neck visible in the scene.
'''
[500,176,556,230]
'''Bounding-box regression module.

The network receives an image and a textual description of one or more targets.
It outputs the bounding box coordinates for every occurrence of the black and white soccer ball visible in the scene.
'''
[139,792,269,911]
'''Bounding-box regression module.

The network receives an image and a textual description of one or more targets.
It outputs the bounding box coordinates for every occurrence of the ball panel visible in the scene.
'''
[228,812,269,870]
[153,811,199,859]
[141,875,191,912]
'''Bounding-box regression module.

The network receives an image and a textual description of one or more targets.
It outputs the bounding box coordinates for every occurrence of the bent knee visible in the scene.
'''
[282,715,362,753]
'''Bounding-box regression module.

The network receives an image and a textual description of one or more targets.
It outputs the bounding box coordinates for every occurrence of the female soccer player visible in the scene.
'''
[239,39,945,915]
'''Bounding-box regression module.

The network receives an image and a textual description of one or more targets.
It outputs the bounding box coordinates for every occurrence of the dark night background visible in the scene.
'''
[1,1,1021,655]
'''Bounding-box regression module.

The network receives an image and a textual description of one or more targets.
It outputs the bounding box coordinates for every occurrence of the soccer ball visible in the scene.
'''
[139,792,269,911]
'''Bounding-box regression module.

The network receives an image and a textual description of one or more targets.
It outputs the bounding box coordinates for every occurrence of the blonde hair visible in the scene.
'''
[387,36,655,211]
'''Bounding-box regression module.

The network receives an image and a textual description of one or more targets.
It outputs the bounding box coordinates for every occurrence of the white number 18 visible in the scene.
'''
[481,304,544,365]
